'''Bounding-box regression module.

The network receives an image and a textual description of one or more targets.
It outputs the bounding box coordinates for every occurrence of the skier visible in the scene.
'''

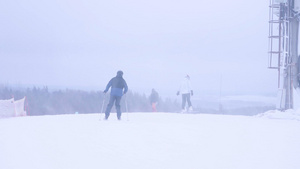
[177,75,193,113]
[150,88,159,112]
[103,70,128,120]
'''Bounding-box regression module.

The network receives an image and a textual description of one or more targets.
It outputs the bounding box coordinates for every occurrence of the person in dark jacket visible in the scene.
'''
[150,88,159,112]
[103,70,128,120]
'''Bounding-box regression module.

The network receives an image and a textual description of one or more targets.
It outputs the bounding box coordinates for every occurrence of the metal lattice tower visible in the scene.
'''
[268,0,300,110]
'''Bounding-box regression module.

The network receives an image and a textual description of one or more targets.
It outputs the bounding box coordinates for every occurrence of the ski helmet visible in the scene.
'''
[117,70,123,77]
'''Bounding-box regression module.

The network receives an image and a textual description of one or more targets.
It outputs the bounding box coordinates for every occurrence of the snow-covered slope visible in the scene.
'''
[0,112,300,169]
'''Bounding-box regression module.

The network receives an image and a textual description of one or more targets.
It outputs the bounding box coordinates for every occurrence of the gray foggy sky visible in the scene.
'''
[0,0,277,96]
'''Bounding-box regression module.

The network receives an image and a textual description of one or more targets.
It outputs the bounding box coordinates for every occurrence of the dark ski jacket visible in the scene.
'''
[104,73,128,97]
[150,89,159,103]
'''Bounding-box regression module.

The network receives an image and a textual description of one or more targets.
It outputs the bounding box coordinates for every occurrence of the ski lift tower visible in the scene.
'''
[268,0,300,110]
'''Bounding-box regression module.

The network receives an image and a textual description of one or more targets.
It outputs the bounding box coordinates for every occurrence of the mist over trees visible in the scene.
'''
[0,86,180,116]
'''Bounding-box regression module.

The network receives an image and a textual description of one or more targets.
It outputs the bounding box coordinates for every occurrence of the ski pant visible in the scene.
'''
[182,93,192,109]
[105,95,122,119]
[152,102,157,112]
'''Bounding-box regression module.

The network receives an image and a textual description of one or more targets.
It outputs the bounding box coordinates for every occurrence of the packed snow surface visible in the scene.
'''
[1,111,300,169]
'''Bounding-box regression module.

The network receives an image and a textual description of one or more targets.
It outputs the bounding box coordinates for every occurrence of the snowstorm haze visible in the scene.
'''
[0,0,275,97]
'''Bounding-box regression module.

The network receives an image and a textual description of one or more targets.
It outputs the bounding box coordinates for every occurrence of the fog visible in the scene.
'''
[0,0,276,98]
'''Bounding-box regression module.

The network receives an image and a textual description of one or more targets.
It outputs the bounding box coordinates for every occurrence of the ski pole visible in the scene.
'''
[100,93,106,120]
[125,93,129,121]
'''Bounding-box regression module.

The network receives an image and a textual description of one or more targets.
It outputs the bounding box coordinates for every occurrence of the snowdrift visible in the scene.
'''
[257,108,300,121]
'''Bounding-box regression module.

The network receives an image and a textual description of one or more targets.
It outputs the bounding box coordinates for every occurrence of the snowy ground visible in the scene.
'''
[1,110,300,169]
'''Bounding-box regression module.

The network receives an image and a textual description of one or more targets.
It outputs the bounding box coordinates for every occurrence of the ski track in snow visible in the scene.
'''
[0,112,300,169]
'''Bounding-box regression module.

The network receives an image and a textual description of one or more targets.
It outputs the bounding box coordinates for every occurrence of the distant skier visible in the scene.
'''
[103,70,128,120]
[150,88,159,112]
[177,75,193,113]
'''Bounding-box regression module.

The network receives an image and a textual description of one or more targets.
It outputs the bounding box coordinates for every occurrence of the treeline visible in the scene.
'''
[0,86,180,116]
